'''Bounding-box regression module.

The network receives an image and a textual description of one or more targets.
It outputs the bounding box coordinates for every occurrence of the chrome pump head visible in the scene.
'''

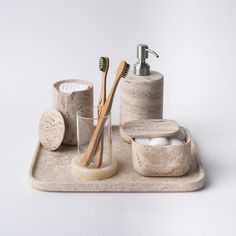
[133,44,159,76]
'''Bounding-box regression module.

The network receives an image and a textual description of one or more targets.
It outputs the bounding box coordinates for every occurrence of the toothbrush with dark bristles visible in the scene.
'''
[94,57,109,168]
[81,60,130,167]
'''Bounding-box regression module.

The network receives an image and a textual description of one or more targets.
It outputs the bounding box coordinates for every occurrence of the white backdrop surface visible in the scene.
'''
[0,0,236,235]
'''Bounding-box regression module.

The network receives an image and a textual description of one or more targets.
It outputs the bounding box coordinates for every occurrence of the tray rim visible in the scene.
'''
[29,128,206,193]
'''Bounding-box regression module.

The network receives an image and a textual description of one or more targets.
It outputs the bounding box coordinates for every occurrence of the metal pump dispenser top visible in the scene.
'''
[133,44,159,76]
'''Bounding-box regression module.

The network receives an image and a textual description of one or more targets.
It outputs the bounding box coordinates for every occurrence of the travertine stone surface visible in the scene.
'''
[122,119,179,139]
[119,126,132,143]
[120,71,164,142]
[120,71,164,127]
[29,126,205,192]
[53,79,93,145]
[132,128,191,176]
[38,109,65,151]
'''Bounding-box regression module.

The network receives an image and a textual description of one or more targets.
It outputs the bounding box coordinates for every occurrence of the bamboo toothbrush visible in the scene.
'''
[94,57,109,168]
[81,61,130,167]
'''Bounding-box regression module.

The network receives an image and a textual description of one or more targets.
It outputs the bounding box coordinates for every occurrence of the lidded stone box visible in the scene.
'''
[122,119,192,177]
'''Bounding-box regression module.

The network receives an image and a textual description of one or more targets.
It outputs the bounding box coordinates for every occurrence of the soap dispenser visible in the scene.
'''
[120,44,164,142]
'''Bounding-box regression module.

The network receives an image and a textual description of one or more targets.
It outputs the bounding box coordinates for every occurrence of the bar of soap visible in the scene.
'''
[59,82,89,93]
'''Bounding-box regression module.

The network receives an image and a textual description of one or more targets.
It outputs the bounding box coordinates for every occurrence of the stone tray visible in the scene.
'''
[29,126,206,192]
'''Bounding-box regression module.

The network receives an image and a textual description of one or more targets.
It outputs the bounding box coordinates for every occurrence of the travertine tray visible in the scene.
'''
[29,126,205,192]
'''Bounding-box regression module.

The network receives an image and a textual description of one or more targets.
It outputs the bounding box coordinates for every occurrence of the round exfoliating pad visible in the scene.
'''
[39,109,65,151]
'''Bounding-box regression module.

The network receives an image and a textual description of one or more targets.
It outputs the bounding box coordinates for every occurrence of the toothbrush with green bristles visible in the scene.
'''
[82,60,130,167]
[98,57,109,115]
[94,56,109,167]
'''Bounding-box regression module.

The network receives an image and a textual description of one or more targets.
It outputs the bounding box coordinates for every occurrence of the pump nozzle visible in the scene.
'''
[134,44,159,76]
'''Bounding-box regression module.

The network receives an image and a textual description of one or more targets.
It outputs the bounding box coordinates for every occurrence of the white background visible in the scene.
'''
[1,0,236,235]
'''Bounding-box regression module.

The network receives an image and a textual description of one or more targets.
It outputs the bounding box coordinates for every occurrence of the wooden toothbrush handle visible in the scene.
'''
[101,60,127,117]
[81,83,118,167]
[94,131,104,168]
[98,72,107,110]
[81,115,108,166]
[81,61,127,167]
[98,57,109,111]
[94,69,107,168]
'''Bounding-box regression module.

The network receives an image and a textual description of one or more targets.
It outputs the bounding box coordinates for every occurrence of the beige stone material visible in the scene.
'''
[122,119,179,139]
[132,127,191,177]
[71,155,118,180]
[29,126,205,192]
[119,126,132,143]
[38,109,65,151]
[120,71,164,127]
[53,79,93,145]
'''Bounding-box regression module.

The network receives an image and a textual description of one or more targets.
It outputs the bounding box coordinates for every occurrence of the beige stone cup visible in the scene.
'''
[53,79,93,145]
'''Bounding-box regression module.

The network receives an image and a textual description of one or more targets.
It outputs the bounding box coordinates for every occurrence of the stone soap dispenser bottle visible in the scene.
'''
[120,44,164,142]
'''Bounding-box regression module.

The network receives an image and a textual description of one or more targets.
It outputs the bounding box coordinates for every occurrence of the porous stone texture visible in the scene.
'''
[29,126,205,192]
[120,71,164,127]
[38,109,65,151]
[120,71,164,142]
[132,128,191,177]
[53,79,93,145]
[121,119,179,139]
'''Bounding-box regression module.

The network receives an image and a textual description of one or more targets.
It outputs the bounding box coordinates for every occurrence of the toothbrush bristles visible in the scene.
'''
[99,57,107,72]
[122,63,130,78]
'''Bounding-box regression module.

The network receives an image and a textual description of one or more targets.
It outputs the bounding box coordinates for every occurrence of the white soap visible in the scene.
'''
[149,137,169,146]
[59,82,89,93]
[169,138,184,145]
